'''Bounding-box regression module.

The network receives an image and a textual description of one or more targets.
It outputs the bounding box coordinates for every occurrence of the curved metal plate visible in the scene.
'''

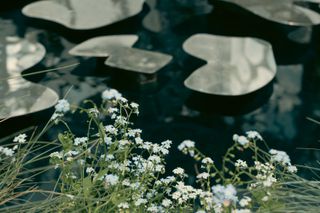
[22,0,145,30]
[183,34,276,96]
[220,0,320,26]
[0,37,59,119]
[69,35,138,57]
[104,47,172,74]
[6,36,46,75]
[0,80,59,119]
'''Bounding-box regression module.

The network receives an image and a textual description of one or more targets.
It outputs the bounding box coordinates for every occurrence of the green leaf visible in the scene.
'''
[83,176,92,198]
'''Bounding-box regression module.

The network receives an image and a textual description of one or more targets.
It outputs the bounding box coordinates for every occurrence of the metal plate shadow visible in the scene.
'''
[185,80,274,115]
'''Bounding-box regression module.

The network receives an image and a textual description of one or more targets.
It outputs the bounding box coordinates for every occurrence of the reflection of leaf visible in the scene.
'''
[183,34,276,96]
[69,35,138,57]
[22,0,145,30]
[0,37,59,119]
[220,0,320,26]
[104,47,173,74]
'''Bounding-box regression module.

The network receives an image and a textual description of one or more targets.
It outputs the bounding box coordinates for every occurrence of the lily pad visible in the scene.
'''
[69,35,138,57]
[183,34,276,96]
[104,47,172,74]
[220,0,320,26]
[0,37,59,119]
[22,0,145,30]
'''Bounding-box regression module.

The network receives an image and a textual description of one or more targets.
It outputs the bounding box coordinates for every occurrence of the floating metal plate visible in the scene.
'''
[183,34,276,96]
[22,0,145,30]
[104,47,172,74]
[69,35,138,57]
[0,37,58,119]
[220,0,320,26]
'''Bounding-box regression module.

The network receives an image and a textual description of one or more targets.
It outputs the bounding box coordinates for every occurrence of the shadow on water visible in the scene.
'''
[185,80,274,116]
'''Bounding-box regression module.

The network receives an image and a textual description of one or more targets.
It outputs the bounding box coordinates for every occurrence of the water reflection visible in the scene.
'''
[0,36,58,119]
[143,0,213,32]
[220,0,320,26]
[22,0,145,30]
[183,34,276,96]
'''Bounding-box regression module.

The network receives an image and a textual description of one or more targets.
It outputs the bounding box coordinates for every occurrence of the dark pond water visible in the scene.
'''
[1,0,320,181]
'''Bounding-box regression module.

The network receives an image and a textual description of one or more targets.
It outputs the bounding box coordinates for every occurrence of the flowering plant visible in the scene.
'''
[0,88,318,212]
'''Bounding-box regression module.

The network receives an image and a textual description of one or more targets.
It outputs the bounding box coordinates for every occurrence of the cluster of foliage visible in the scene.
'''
[0,89,319,212]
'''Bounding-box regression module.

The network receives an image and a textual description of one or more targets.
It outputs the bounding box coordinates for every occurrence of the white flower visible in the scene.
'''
[86,167,95,174]
[246,131,263,141]
[269,149,291,166]
[135,198,147,206]
[13,133,27,144]
[0,146,14,157]
[262,175,277,187]
[55,99,70,113]
[104,174,119,186]
[104,136,113,145]
[235,135,249,146]
[178,140,195,156]
[287,165,297,173]
[239,196,251,207]
[105,125,118,135]
[178,140,195,150]
[197,172,210,180]
[212,184,238,205]
[102,89,122,100]
[196,210,206,213]
[49,151,63,159]
[147,204,162,212]
[74,137,88,146]
[161,140,172,149]
[135,137,143,145]
[118,202,129,209]
[119,139,130,147]
[105,154,114,160]
[161,198,172,207]
[235,159,248,169]
[173,167,185,175]
[202,157,214,165]
[126,129,142,137]
[130,102,139,114]
[261,196,269,201]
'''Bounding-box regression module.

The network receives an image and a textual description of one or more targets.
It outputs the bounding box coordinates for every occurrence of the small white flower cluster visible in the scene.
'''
[197,172,210,180]
[74,137,88,146]
[0,146,14,157]
[13,133,27,144]
[269,149,297,173]
[102,89,122,100]
[251,161,277,188]
[48,88,302,212]
[104,174,119,187]
[178,140,195,157]
[51,99,70,122]
[235,159,248,169]
[233,131,263,146]
[171,181,199,205]
[212,184,238,206]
